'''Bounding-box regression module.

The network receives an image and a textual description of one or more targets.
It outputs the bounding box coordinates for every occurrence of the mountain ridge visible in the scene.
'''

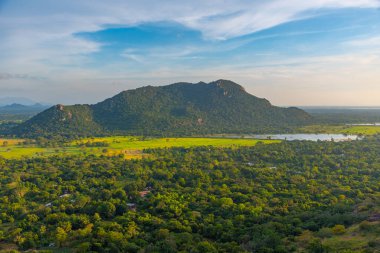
[0,97,45,106]
[11,80,312,138]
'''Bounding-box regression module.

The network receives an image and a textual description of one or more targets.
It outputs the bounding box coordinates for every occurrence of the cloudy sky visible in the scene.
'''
[1,0,380,106]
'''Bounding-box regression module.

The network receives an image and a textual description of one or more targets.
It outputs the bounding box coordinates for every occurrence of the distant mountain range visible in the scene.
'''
[0,103,49,112]
[0,97,44,106]
[0,103,50,123]
[300,106,380,124]
[11,80,312,138]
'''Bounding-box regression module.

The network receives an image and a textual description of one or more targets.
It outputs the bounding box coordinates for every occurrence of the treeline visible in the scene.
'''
[303,107,380,124]
[0,137,379,252]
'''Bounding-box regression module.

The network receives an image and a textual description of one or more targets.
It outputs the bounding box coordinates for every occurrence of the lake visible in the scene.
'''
[346,123,380,126]
[220,134,360,141]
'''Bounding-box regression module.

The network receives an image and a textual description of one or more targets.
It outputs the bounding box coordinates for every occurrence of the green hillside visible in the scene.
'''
[11,80,312,138]
[12,105,104,138]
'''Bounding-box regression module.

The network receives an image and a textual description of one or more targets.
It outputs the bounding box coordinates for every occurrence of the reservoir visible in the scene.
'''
[221,134,360,141]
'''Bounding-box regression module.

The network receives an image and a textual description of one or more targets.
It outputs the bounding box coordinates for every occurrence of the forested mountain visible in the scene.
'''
[11,80,312,138]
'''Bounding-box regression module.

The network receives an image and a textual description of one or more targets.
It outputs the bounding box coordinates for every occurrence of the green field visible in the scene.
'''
[295,221,380,252]
[0,136,279,159]
[300,125,380,135]
[3,125,379,160]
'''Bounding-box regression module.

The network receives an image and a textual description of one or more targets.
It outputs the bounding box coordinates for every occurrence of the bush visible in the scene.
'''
[359,220,375,232]
[368,238,380,248]
[75,242,91,253]
[331,224,346,235]
[316,227,333,238]
[307,238,330,253]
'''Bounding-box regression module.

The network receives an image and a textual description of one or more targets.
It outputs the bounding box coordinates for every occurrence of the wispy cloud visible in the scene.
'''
[121,49,145,63]
[179,0,380,39]
[345,36,380,47]
[0,73,44,80]
[1,0,378,68]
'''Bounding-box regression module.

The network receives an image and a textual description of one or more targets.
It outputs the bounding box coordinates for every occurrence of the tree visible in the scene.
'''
[197,241,218,253]
[97,202,116,218]
[55,227,67,247]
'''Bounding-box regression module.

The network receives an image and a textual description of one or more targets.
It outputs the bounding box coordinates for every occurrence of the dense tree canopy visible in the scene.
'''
[0,137,379,252]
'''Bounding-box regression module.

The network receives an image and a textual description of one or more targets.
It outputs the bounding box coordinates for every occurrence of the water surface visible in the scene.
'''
[221,134,360,141]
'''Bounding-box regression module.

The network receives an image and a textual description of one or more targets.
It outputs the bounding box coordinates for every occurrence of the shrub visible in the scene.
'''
[316,227,333,238]
[332,224,346,235]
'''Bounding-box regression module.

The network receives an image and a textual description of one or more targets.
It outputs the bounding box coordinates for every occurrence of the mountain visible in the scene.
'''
[0,97,40,106]
[0,103,49,113]
[11,80,312,138]
[0,103,51,121]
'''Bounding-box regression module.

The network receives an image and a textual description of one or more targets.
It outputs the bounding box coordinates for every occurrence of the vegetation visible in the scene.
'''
[0,122,21,135]
[303,107,380,124]
[0,136,278,159]
[10,80,311,138]
[10,104,104,139]
[0,137,379,252]
[1,90,379,252]
[0,104,48,122]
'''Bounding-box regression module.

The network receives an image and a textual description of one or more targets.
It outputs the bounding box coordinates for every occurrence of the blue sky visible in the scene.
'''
[0,0,380,105]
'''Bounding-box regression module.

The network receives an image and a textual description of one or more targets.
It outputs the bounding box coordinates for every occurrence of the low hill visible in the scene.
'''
[11,80,312,138]
[0,96,39,106]
[0,103,50,121]
[0,103,49,113]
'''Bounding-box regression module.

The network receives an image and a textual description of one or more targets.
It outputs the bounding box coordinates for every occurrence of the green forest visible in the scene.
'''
[0,137,379,252]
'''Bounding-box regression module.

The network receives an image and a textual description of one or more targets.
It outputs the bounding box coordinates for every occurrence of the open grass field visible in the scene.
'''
[299,125,380,135]
[320,221,380,252]
[74,136,279,149]
[0,138,24,145]
[0,136,279,159]
[0,143,90,159]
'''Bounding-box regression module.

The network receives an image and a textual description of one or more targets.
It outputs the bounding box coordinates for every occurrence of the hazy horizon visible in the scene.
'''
[1,79,380,107]
[1,0,380,106]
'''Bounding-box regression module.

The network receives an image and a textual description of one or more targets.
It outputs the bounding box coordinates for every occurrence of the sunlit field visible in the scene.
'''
[0,136,279,159]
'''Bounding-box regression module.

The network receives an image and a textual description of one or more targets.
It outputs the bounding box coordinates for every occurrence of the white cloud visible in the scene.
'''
[1,0,379,49]
[5,50,380,106]
[0,0,379,105]
[27,51,378,106]
[1,0,378,70]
